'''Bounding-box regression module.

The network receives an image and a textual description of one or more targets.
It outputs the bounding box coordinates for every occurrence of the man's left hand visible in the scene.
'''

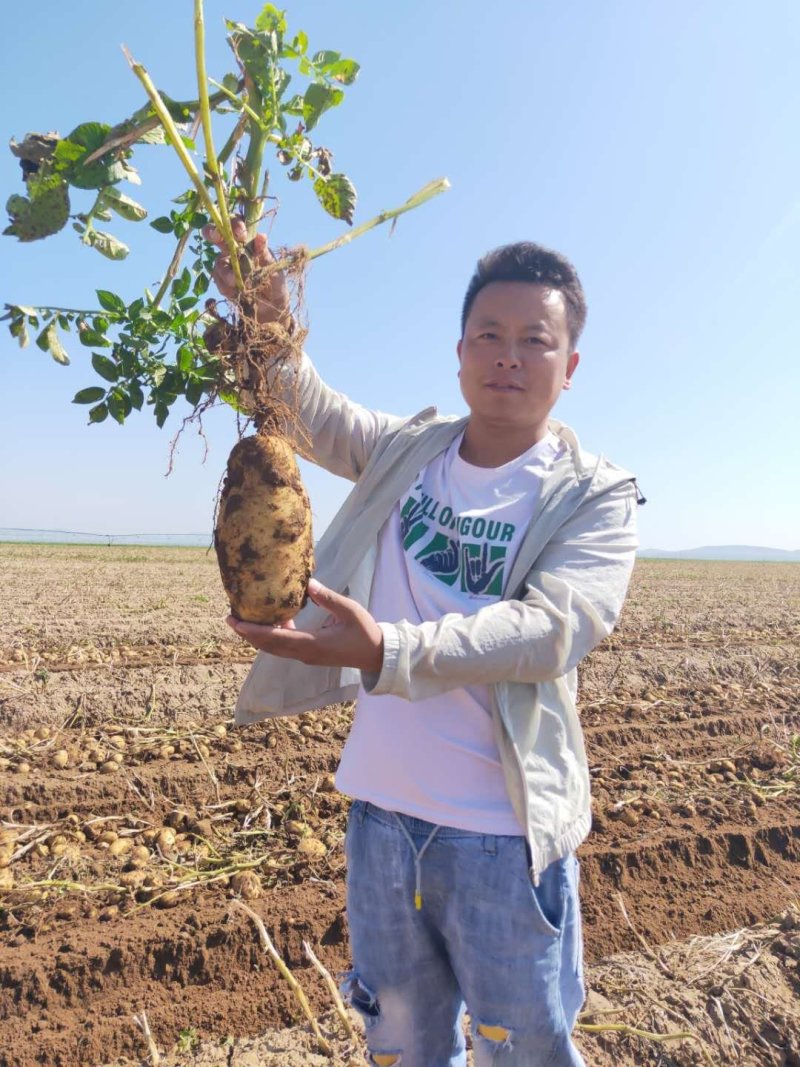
[226,579,384,674]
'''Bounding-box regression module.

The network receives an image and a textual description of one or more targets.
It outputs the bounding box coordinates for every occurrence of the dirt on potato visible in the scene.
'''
[215,433,313,625]
[0,546,798,1066]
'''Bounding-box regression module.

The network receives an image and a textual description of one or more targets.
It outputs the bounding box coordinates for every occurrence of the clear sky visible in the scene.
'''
[2,0,799,550]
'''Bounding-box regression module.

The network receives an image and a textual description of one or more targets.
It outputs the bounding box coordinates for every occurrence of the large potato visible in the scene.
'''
[215,433,313,624]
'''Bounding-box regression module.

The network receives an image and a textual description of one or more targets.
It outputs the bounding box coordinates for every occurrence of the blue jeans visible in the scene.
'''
[341,800,586,1067]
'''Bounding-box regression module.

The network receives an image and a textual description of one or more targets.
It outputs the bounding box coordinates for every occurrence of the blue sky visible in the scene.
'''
[2,0,799,549]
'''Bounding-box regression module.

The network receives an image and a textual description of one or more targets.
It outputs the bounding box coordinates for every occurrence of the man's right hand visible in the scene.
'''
[202,219,291,326]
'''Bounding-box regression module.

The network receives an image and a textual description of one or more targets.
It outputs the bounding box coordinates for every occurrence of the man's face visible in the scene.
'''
[457,281,579,431]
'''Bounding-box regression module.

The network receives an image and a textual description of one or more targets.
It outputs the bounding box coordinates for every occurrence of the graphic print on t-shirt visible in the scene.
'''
[399,484,515,597]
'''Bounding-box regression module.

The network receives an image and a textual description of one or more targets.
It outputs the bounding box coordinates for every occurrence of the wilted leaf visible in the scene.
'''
[101,187,147,222]
[4,173,70,241]
[314,173,356,225]
[35,320,70,364]
[85,229,129,260]
[9,317,29,349]
[10,132,60,169]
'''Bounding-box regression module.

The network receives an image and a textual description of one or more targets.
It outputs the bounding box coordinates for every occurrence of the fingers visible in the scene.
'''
[202,221,248,249]
[306,579,357,622]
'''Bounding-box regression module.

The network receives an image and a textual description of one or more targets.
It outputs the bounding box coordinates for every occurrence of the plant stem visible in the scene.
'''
[151,230,193,309]
[83,85,236,167]
[241,76,269,242]
[209,78,329,184]
[122,47,230,255]
[264,178,451,273]
[79,189,109,244]
[193,0,243,289]
[151,121,249,310]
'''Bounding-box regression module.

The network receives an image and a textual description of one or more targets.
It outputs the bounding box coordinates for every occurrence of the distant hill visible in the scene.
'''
[638,545,800,562]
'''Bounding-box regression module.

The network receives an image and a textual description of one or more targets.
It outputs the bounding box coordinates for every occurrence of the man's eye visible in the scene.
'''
[526,337,546,345]
[478,332,498,340]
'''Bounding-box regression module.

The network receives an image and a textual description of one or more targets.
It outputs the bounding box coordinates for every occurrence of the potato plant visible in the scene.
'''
[3,2,448,622]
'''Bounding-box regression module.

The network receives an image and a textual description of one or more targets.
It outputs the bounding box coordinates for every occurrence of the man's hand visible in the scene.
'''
[226,579,384,674]
[203,218,291,326]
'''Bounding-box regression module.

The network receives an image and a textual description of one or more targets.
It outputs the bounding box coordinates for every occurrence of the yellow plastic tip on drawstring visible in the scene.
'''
[414,892,422,911]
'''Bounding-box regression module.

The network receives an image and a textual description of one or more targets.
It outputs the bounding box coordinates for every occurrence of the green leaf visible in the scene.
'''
[59,123,130,190]
[154,401,170,427]
[5,173,70,241]
[177,345,194,374]
[222,72,240,93]
[158,92,194,123]
[101,187,147,222]
[292,31,308,55]
[186,379,205,406]
[329,59,360,85]
[79,328,111,348]
[97,289,126,314]
[88,401,108,424]
[302,83,344,131]
[311,50,341,69]
[255,4,287,33]
[151,216,174,234]
[219,389,246,412]
[92,352,119,382]
[85,228,129,260]
[283,93,305,116]
[193,272,209,296]
[314,173,357,225]
[172,268,191,300]
[128,380,145,410]
[107,390,132,424]
[73,387,106,404]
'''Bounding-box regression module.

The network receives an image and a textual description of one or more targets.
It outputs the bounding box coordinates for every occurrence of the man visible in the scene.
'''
[208,225,640,1066]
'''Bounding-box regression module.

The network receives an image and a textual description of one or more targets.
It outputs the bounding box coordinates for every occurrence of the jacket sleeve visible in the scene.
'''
[362,480,638,699]
[282,352,407,481]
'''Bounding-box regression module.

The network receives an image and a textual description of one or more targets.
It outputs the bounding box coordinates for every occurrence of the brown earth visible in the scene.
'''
[0,545,798,1066]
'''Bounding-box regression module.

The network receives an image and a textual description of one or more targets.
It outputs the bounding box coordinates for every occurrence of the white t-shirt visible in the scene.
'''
[335,430,565,834]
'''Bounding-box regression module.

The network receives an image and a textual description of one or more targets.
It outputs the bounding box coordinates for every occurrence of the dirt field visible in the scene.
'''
[0,545,798,1066]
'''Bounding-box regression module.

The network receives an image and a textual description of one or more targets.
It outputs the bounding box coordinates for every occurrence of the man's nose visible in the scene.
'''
[495,346,521,369]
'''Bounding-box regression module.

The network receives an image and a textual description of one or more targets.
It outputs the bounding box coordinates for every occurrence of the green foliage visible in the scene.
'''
[4,4,361,427]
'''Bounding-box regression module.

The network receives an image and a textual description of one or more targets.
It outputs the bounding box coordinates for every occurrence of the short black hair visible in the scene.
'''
[461,242,587,349]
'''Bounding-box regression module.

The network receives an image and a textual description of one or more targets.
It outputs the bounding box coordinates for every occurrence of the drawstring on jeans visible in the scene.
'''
[394,815,440,910]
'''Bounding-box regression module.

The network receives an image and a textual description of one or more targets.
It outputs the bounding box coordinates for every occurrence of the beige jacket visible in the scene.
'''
[235,354,640,880]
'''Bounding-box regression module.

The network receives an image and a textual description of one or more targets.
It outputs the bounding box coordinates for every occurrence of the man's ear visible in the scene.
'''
[456,338,463,362]
[562,350,580,390]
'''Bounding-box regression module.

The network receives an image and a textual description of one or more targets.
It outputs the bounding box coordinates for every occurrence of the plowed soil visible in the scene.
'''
[0,546,798,1066]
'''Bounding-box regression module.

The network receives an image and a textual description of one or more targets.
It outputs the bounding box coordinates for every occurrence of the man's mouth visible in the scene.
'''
[484,380,524,392]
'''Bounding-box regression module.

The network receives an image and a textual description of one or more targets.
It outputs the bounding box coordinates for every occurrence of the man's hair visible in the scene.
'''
[461,242,587,349]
